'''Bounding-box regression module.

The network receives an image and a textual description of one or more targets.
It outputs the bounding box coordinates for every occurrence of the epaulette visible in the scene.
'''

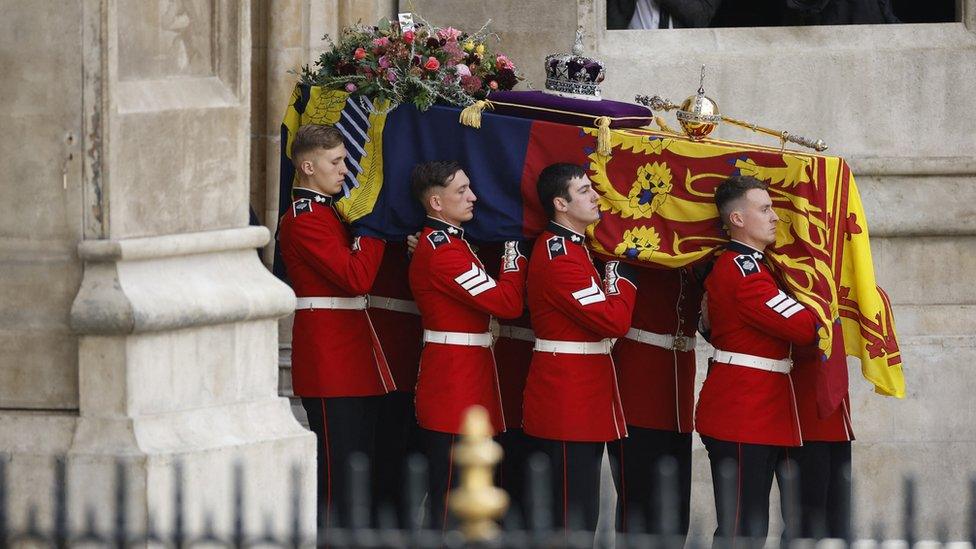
[427,230,450,249]
[733,254,762,277]
[546,236,567,260]
[292,198,312,217]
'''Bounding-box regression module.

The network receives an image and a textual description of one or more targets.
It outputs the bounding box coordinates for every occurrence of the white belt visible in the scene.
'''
[423,329,492,348]
[625,328,697,352]
[295,296,367,311]
[533,338,613,355]
[367,295,420,315]
[712,349,793,373]
[497,325,535,343]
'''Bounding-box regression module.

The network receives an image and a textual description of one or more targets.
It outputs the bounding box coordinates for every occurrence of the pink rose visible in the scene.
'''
[386,69,398,82]
[454,64,472,78]
[378,55,390,69]
[345,82,357,93]
[424,57,440,71]
[353,47,366,61]
[402,30,415,44]
[436,27,462,42]
[488,80,499,90]
[372,37,390,48]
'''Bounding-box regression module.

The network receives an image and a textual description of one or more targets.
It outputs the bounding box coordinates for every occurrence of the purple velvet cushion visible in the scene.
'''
[487,90,652,128]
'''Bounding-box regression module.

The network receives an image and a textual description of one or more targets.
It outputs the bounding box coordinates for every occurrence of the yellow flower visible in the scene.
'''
[613,226,662,259]
[463,40,475,52]
[475,43,485,56]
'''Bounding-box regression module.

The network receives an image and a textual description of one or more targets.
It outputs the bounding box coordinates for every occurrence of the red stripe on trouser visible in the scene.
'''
[562,443,569,534]
[365,311,397,391]
[732,443,742,549]
[618,441,628,531]
[442,434,456,531]
[321,399,332,532]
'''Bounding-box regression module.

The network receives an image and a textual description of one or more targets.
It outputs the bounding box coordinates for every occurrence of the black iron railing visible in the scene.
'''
[2,440,976,548]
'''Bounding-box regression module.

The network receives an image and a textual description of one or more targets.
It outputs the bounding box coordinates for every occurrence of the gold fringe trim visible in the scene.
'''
[459,100,494,129]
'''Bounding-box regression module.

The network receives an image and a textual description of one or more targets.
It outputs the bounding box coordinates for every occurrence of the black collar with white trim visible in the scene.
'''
[546,221,585,245]
[425,217,465,239]
[727,240,765,261]
[293,187,334,206]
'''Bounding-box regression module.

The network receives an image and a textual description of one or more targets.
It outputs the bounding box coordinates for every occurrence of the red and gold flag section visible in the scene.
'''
[576,126,905,398]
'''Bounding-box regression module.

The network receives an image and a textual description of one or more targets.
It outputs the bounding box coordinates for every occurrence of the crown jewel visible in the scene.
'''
[543,27,605,101]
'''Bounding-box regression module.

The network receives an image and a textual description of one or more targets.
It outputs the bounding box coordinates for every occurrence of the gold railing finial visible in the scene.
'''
[448,406,509,541]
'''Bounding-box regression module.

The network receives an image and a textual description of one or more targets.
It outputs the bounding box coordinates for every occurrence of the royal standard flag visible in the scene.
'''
[278,84,905,406]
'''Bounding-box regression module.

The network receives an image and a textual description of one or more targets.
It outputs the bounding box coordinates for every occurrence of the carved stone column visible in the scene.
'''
[0,0,315,537]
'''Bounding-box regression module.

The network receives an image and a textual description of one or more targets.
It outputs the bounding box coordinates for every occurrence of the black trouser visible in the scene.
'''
[371,391,422,529]
[420,428,460,531]
[608,427,692,537]
[497,428,534,527]
[531,437,605,532]
[702,436,784,545]
[302,396,381,531]
[779,441,852,539]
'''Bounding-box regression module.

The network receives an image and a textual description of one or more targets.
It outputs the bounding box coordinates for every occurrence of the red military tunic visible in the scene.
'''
[791,345,855,442]
[695,240,819,447]
[523,222,637,442]
[614,268,703,433]
[408,218,527,435]
[478,242,534,427]
[368,241,423,392]
[277,187,396,397]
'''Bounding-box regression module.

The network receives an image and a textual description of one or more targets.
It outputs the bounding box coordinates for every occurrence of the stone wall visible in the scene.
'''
[0,0,316,537]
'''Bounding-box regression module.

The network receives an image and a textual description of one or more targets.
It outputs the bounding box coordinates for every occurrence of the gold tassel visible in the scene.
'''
[654,116,679,135]
[459,100,493,129]
[595,116,612,157]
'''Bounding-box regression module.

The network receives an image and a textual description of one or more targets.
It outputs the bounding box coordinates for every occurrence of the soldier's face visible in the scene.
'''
[303,144,348,195]
[736,188,780,248]
[559,175,601,228]
[431,169,476,226]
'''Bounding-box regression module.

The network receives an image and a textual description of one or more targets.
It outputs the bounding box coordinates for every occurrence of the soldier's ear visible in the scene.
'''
[299,159,314,177]
[553,196,568,213]
[428,192,443,213]
[728,210,744,228]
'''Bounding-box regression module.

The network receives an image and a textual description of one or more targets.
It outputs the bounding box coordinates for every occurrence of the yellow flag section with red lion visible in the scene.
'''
[584,126,904,398]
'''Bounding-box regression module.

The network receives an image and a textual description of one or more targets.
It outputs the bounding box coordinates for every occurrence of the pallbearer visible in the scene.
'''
[277,124,394,530]
[522,163,638,533]
[408,161,528,531]
[368,241,424,528]
[608,267,703,538]
[695,175,819,544]
[785,346,855,539]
